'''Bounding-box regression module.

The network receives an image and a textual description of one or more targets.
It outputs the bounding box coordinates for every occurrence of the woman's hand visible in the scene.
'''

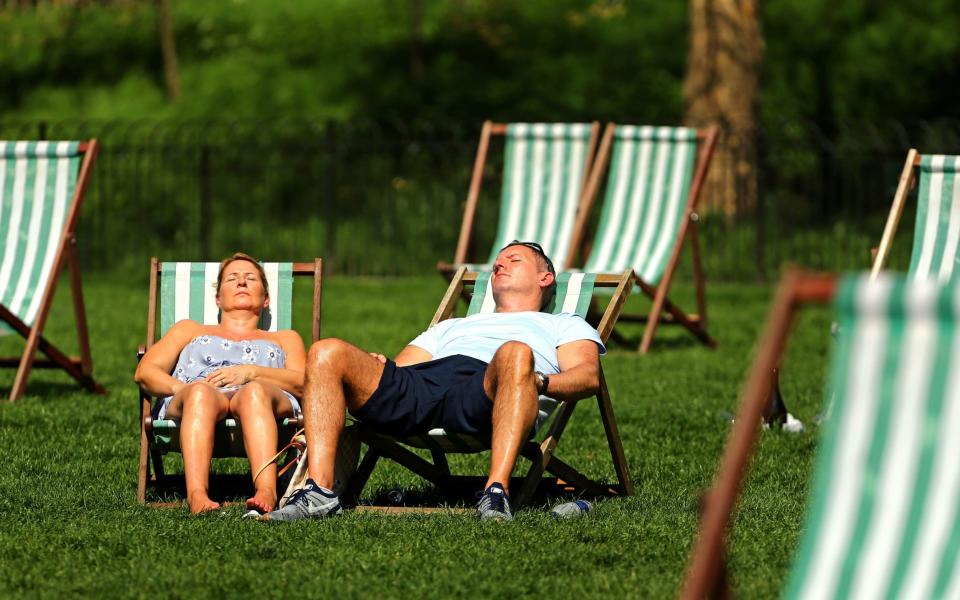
[205,365,257,388]
[369,352,387,364]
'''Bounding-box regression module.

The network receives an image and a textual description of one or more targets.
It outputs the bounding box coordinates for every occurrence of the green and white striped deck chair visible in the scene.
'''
[438,121,600,275]
[347,267,635,510]
[684,270,960,599]
[0,140,104,401]
[578,124,718,353]
[137,257,323,504]
[872,150,960,283]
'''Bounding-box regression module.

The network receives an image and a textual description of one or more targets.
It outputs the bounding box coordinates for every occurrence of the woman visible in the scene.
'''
[135,252,306,515]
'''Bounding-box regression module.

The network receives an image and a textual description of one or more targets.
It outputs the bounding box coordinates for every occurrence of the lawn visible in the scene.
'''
[0,272,834,598]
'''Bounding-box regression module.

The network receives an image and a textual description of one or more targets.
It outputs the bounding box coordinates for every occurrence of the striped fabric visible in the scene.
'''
[584,126,697,284]
[784,273,960,600]
[907,155,960,282]
[483,123,594,271]
[467,271,596,317]
[0,141,82,329]
[158,262,293,335]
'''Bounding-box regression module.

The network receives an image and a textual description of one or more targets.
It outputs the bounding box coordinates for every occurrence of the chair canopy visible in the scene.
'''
[907,155,960,282]
[0,141,83,329]
[159,261,293,335]
[584,126,698,284]
[785,273,960,599]
[467,271,596,317]
[480,123,594,271]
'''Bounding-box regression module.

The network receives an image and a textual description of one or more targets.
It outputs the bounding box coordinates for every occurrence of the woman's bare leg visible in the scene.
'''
[230,381,295,513]
[166,382,231,514]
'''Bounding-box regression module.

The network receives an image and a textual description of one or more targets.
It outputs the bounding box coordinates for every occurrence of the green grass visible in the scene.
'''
[0,273,834,598]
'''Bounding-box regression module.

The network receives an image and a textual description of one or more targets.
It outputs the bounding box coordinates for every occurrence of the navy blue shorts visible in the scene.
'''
[353,355,493,437]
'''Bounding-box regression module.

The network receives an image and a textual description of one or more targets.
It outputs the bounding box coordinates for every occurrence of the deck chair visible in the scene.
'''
[683,270,960,599]
[438,121,600,274]
[574,124,718,353]
[137,257,323,505]
[872,150,960,282]
[345,266,636,510]
[0,140,104,401]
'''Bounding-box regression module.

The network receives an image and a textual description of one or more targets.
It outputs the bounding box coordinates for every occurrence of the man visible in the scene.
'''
[261,241,605,522]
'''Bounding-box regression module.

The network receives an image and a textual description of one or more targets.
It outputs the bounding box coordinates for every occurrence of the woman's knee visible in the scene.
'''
[176,382,223,418]
[231,381,274,412]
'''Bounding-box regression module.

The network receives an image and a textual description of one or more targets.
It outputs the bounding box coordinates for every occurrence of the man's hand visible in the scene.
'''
[369,352,387,364]
[205,365,257,388]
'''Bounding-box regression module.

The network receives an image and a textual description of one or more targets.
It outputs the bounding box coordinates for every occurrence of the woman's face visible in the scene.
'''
[216,259,268,312]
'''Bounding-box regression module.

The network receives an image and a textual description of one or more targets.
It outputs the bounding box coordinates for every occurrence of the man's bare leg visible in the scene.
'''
[230,381,295,513]
[165,382,230,514]
[302,338,385,490]
[483,341,539,494]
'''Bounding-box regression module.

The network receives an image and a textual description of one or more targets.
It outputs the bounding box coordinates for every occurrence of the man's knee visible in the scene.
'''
[493,341,535,373]
[306,338,351,375]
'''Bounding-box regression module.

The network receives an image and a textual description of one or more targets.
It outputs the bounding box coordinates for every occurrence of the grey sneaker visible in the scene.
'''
[258,479,342,522]
[476,482,513,521]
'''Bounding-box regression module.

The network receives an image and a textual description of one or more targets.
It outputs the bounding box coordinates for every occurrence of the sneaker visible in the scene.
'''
[476,482,513,521]
[257,479,342,522]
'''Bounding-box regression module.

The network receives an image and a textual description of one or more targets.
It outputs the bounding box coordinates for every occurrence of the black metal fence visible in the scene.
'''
[1,118,958,280]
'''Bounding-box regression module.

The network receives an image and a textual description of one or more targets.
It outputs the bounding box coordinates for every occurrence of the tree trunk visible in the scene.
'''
[683,0,763,217]
[156,0,181,102]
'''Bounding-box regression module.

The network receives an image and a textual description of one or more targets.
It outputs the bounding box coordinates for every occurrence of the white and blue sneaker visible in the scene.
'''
[258,479,342,522]
[476,482,513,521]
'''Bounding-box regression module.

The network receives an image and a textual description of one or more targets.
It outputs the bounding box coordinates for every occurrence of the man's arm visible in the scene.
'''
[544,339,600,401]
[394,344,433,367]
[369,344,433,367]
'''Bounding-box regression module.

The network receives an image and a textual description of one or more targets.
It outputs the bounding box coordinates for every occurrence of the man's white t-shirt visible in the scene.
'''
[408,311,605,429]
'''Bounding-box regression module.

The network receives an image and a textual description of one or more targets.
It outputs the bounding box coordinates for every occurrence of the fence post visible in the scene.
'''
[199,143,211,259]
[755,128,767,282]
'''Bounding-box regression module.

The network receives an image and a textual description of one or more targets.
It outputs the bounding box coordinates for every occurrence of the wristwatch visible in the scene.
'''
[535,371,550,394]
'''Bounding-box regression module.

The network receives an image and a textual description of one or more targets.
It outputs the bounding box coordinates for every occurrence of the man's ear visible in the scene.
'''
[540,271,555,288]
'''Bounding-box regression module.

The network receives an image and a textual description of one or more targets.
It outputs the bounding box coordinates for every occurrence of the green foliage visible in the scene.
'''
[0,273,832,597]
[0,0,688,122]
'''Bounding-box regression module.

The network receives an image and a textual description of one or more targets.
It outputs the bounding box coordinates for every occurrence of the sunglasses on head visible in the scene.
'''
[501,240,556,274]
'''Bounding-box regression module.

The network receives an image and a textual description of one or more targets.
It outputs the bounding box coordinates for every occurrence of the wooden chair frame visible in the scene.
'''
[1,139,105,401]
[438,121,601,274]
[870,148,922,280]
[345,266,636,510]
[572,124,719,353]
[681,269,837,599]
[136,257,323,505]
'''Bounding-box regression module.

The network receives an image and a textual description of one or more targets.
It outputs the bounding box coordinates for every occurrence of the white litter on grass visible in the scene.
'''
[760,412,805,433]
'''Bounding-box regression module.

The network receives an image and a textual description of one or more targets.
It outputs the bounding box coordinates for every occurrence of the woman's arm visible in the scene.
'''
[134,320,201,397]
[203,330,307,397]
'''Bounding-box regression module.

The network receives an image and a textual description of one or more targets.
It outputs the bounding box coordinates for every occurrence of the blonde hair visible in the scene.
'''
[215,252,269,298]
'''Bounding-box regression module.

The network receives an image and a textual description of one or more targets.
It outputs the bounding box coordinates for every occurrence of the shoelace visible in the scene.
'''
[478,490,507,514]
[284,484,311,506]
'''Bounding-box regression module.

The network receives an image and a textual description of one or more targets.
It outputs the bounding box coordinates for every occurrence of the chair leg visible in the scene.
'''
[690,219,709,331]
[597,372,634,495]
[344,446,382,506]
[138,410,151,504]
[513,402,577,508]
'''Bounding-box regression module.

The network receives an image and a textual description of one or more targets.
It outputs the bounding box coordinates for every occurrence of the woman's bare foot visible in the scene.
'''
[245,488,277,514]
[188,494,222,515]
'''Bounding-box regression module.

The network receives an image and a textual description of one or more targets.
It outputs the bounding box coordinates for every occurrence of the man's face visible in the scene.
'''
[492,244,550,298]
